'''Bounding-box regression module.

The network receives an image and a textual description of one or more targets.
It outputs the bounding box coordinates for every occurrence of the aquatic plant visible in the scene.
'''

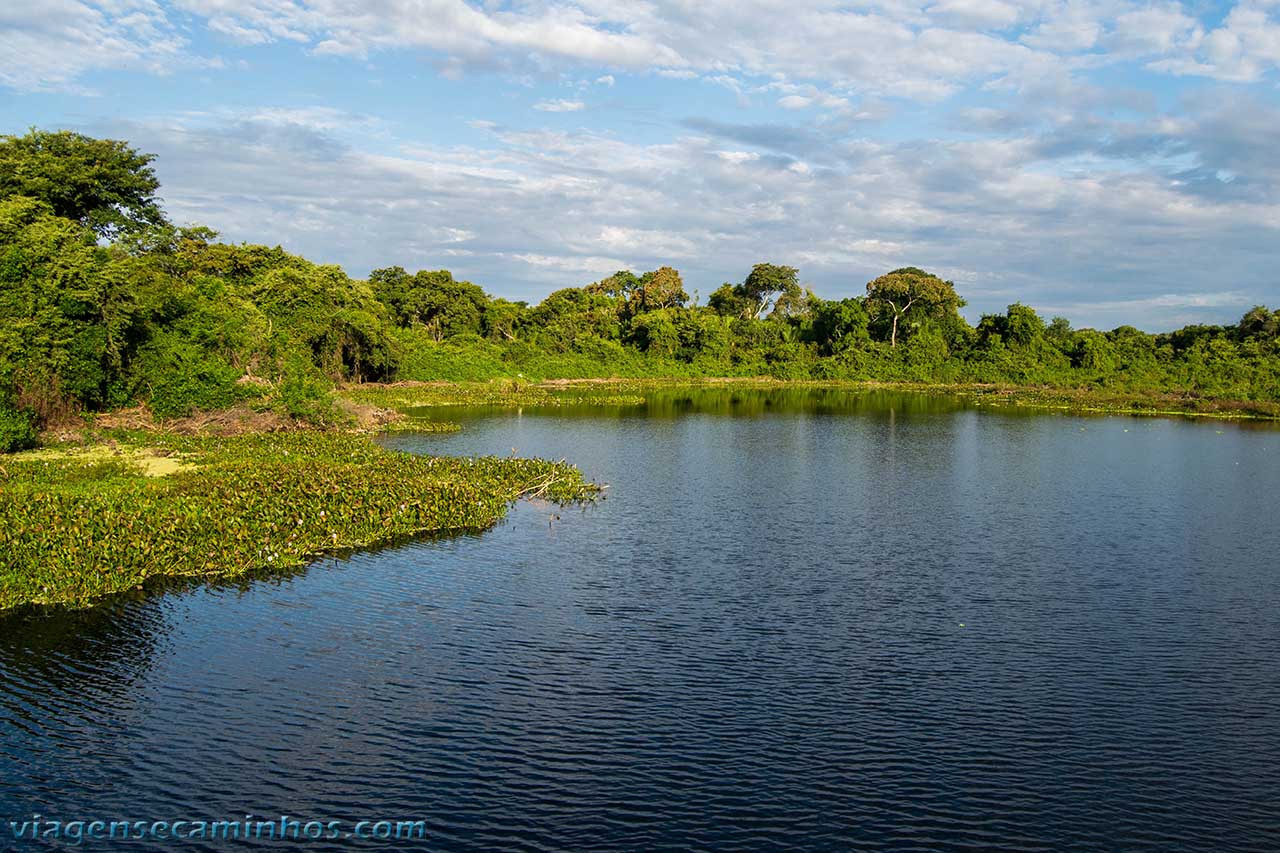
[0,433,597,609]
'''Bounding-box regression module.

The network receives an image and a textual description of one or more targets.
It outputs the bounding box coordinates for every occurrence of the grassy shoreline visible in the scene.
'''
[341,376,1280,421]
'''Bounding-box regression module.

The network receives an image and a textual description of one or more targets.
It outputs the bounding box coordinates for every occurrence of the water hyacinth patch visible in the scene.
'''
[378,418,463,434]
[0,433,597,609]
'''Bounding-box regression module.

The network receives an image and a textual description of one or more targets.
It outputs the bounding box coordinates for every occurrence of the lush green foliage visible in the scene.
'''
[0,129,165,239]
[0,432,596,609]
[865,267,964,348]
[0,399,37,452]
[2,127,1279,445]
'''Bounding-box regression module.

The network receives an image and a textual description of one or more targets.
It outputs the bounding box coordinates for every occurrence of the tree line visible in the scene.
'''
[2,128,1278,450]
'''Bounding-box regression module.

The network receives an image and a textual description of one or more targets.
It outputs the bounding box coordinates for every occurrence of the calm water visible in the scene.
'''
[3,389,1279,850]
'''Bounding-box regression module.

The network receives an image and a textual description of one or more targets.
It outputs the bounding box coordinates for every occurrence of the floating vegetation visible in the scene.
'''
[341,381,558,411]
[0,432,597,610]
[376,417,463,432]
[955,384,1280,420]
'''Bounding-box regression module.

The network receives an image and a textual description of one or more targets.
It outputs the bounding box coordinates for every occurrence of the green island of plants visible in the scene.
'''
[0,432,596,610]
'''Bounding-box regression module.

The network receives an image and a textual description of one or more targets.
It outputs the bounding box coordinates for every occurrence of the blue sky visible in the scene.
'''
[3,0,1279,329]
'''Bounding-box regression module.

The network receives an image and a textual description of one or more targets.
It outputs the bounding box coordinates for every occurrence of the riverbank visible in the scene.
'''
[0,431,596,610]
[340,377,1280,421]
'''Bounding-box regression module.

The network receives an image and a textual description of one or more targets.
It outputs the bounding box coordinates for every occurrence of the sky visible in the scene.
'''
[2,1,1279,330]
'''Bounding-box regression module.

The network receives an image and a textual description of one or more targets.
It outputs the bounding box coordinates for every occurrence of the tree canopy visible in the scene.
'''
[865,267,962,347]
[0,129,166,239]
[709,263,800,320]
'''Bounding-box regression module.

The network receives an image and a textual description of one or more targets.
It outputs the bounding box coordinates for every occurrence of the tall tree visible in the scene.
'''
[865,267,961,347]
[634,266,689,312]
[707,264,800,320]
[742,263,799,320]
[0,129,166,238]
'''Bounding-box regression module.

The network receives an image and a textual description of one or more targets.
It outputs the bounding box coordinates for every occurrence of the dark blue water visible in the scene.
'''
[3,390,1279,850]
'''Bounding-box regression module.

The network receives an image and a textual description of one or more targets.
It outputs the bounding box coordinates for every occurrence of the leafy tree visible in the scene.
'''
[0,129,166,238]
[742,263,799,320]
[771,285,815,321]
[1046,316,1073,349]
[628,309,680,358]
[528,287,621,351]
[0,195,142,417]
[587,270,642,300]
[865,267,961,347]
[1163,323,1231,354]
[483,298,527,342]
[370,266,488,339]
[977,303,1045,348]
[708,283,750,318]
[248,262,398,382]
[634,266,689,312]
[1239,306,1279,340]
[706,264,799,320]
[810,297,870,354]
[1070,329,1116,372]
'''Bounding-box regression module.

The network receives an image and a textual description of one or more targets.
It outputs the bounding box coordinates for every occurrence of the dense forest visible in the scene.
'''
[3,129,1279,451]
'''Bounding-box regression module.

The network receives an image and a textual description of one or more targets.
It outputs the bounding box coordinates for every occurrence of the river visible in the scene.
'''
[3,389,1278,850]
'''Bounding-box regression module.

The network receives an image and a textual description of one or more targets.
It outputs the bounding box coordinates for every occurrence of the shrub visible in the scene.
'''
[0,403,37,453]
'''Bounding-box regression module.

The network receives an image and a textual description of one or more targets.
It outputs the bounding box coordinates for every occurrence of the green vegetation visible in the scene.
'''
[343,380,647,412]
[0,432,596,609]
[3,127,1279,443]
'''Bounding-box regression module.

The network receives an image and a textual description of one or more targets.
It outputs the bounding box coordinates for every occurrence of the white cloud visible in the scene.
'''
[9,1,1280,99]
[927,0,1022,30]
[511,253,629,273]
[588,225,698,257]
[533,98,586,112]
[1150,2,1280,81]
[1108,5,1200,56]
[0,0,202,93]
[766,81,855,113]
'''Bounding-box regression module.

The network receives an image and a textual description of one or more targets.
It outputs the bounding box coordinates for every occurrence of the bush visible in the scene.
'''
[0,403,37,453]
[277,368,340,426]
[138,343,246,419]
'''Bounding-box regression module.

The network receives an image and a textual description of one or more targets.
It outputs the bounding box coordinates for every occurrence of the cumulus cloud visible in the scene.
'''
[11,1,1280,96]
[84,101,1279,329]
[0,0,207,93]
[1150,1,1280,81]
[533,98,586,112]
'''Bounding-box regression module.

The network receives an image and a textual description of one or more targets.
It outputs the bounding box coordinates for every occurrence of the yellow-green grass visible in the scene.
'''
[341,379,647,412]
[0,432,596,610]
